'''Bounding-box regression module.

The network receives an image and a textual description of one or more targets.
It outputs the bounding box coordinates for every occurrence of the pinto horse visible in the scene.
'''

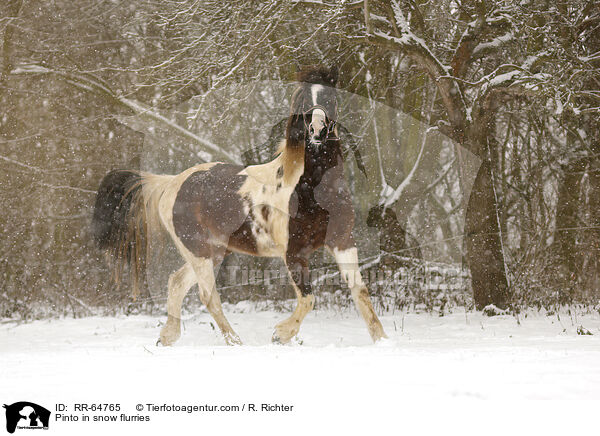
[92,67,387,345]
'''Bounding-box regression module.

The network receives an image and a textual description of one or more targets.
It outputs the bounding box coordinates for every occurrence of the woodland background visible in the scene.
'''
[1,0,598,319]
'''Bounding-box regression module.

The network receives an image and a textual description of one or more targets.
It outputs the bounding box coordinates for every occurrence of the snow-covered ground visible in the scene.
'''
[2,307,600,435]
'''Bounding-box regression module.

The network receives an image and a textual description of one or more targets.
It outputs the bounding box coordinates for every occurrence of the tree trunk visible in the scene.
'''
[463,110,510,310]
[465,157,510,309]
[0,0,23,137]
[583,154,600,296]
[553,157,586,279]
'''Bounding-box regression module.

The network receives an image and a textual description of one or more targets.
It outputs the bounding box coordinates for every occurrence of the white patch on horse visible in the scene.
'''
[331,246,387,342]
[332,247,364,289]
[237,146,304,257]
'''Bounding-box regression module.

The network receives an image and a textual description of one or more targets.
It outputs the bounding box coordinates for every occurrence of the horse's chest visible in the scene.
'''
[246,197,291,257]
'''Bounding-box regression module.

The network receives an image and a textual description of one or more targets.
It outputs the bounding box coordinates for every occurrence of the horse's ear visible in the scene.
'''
[328,66,339,86]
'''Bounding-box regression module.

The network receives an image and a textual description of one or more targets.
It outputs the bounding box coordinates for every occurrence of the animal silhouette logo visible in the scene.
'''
[3,402,50,434]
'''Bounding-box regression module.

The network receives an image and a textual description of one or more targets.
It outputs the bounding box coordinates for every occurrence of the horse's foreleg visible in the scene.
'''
[159,263,196,346]
[192,257,242,346]
[272,254,315,344]
[330,246,387,342]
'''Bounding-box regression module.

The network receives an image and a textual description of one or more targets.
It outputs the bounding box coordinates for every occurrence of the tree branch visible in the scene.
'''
[364,0,372,33]
[11,64,240,163]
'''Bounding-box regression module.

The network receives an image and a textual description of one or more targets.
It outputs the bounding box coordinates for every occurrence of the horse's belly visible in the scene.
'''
[255,234,286,257]
[225,232,285,258]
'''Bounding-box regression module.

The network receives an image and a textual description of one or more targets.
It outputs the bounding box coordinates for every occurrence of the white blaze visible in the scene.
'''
[309,84,327,145]
[311,84,324,105]
[311,108,326,138]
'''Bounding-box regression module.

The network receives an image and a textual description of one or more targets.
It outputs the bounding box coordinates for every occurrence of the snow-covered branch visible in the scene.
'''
[357,2,467,137]
[472,32,515,57]
[477,55,552,98]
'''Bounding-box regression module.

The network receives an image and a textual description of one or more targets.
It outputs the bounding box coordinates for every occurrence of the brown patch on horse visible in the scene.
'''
[173,164,258,257]
[261,205,270,221]
[227,212,259,256]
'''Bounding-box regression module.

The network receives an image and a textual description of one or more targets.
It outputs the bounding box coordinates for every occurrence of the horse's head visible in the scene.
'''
[287,66,339,150]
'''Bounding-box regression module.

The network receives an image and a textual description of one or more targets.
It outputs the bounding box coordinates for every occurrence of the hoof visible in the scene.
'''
[159,316,181,346]
[272,333,302,345]
[272,323,298,345]
[158,333,179,346]
[158,330,180,346]
[223,332,243,346]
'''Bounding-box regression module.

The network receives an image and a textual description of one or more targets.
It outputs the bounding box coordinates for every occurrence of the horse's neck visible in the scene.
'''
[291,141,345,217]
[277,140,305,186]
[301,141,344,188]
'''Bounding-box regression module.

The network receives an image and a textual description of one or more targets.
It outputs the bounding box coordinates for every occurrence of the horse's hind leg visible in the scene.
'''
[159,263,196,346]
[191,257,242,346]
[272,254,315,344]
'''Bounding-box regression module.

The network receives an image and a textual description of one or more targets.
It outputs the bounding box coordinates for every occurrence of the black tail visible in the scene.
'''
[92,170,147,298]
